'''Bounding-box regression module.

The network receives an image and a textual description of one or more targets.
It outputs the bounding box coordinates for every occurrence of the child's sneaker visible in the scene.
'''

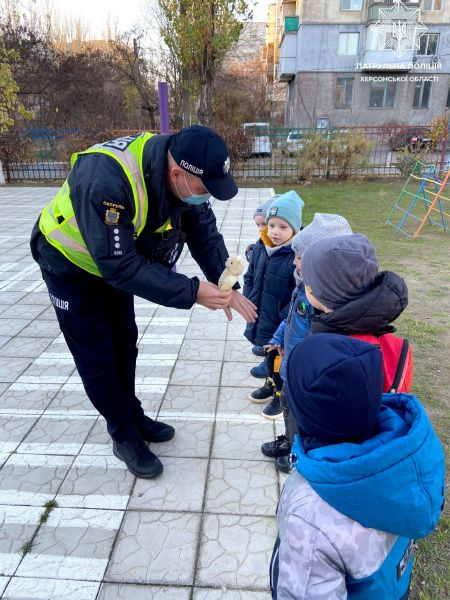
[252,345,265,357]
[262,395,283,420]
[250,359,269,378]
[261,434,290,457]
[248,379,273,404]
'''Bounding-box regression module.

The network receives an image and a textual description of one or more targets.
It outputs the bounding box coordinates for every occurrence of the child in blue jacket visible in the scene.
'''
[243,191,304,378]
[271,333,445,600]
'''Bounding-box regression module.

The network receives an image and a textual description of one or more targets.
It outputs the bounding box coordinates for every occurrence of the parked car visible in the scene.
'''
[281,131,308,156]
[242,122,272,157]
[390,129,433,152]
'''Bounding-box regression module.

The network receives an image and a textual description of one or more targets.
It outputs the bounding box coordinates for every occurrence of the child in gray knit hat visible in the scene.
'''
[257,214,352,466]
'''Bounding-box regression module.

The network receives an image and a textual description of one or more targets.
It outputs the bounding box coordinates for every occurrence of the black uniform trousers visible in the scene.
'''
[42,268,145,442]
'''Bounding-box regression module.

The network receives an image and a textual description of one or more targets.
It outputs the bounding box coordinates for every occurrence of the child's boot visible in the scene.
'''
[261,434,290,457]
[248,378,274,403]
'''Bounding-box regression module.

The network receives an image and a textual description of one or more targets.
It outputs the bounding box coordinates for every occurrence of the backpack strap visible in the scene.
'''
[390,338,410,393]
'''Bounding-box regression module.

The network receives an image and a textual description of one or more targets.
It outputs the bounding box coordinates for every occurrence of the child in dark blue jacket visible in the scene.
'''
[243,191,304,378]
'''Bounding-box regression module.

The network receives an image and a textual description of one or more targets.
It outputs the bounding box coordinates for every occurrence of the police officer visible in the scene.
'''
[30,125,257,479]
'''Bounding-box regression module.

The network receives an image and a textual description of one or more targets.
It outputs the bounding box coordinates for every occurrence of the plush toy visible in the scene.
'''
[218,256,246,291]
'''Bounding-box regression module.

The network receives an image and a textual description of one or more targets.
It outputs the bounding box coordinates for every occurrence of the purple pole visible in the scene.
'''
[158,82,170,134]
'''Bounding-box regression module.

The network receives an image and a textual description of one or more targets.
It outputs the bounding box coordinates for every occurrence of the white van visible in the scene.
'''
[243,122,272,157]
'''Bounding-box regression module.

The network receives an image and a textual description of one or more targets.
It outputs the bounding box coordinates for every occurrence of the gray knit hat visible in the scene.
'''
[301,234,378,310]
[291,213,353,257]
[253,197,276,220]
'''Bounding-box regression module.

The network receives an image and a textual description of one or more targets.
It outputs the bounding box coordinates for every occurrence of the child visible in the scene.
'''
[253,214,352,426]
[272,232,410,473]
[243,191,304,378]
[245,197,278,357]
[270,333,445,600]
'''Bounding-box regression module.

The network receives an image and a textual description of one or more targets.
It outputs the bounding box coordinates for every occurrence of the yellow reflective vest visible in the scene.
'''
[39,132,154,276]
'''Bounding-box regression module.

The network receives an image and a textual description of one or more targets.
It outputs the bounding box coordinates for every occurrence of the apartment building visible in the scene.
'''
[269,0,450,127]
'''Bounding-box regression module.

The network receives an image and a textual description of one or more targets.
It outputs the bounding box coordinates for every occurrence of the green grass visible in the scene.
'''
[271,180,450,600]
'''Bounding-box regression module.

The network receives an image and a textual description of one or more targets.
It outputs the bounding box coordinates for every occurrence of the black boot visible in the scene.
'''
[261,435,290,458]
[113,438,163,478]
[275,455,291,474]
[137,416,175,443]
[248,378,274,404]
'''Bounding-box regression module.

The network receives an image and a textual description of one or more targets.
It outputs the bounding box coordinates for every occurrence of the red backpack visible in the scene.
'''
[351,333,413,393]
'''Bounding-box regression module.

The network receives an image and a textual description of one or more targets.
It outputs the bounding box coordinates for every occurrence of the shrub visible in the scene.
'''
[329,131,374,179]
[395,148,433,178]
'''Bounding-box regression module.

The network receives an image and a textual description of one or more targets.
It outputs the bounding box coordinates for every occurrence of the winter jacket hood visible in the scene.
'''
[310,271,408,335]
[292,393,445,539]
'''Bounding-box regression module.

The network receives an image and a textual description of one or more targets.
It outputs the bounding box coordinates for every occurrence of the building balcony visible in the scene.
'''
[367,2,421,22]
[277,57,296,81]
[360,48,413,70]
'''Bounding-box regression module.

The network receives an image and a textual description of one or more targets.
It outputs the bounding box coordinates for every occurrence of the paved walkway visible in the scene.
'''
[0,186,286,600]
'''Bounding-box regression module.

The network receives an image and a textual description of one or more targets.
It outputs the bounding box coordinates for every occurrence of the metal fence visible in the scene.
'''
[1,125,449,183]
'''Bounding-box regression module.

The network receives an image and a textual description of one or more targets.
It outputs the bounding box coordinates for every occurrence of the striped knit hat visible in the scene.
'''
[291,213,352,257]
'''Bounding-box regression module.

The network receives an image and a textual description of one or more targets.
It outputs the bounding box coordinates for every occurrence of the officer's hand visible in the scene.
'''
[223,290,258,323]
[196,281,233,310]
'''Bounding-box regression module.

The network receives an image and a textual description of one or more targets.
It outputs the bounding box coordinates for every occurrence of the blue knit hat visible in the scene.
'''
[266,190,304,234]
[286,333,383,443]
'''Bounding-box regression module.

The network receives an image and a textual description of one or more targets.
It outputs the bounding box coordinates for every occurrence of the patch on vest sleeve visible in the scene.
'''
[108,226,125,256]
[104,207,121,226]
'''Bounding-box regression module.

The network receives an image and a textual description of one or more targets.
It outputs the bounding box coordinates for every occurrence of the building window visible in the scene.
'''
[341,0,363,10]
[338,33,359,56]
[418,33,439,55]
[413,81,432,108]
[369,81,397,108]
[423,0,442,9]
[336,77,354,108]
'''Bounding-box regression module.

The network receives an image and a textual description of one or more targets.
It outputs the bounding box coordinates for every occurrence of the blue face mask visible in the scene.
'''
[176,174,211,205]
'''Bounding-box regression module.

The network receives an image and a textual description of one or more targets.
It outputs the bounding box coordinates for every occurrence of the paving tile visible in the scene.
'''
[2,578,100,600]
[0,415,38,452]
[193,590,272,600]
[45,391,97,415]
[159,385,218,416]
[217,386,268,418]
[0,505,42,575]
[224,340,261,363]
[56,454,134,510]
[17,507,124,580]
[0,357,34,382]
[0,577,9,597]
[130,457,208,512]
[17,319,62,337]
[17,415,96,455]
[0,337,54,358]
[196,514,276,590]
[178,339,225,361]
[212,422,274,461]
[190,307,230,323]
[205,459,278,516]
[20,360,76,380]
[0,388,57,412]
[185,323,227,340]
[79,420,111,457]
[0,318,30,336]
[221,361,264,387]
[0,454,74,506]
[0,305,47,320]
[0,336,11,348]
[106,511,200,585]
[98,584,191,599]
[170,360,222,386]
[152,418,213,458]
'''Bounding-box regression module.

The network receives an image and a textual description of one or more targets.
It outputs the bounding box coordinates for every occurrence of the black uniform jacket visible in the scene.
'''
[31,134,230,309]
